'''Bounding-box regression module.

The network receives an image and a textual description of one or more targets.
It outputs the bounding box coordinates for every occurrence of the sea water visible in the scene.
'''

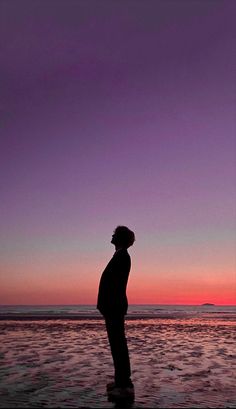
[0,304,235,320]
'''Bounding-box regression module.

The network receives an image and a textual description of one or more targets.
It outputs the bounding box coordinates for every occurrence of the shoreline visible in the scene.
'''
[0,313,235,321]
[0,313,186,321]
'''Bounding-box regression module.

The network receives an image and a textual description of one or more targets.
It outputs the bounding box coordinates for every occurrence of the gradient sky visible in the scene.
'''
[1,0,235,305]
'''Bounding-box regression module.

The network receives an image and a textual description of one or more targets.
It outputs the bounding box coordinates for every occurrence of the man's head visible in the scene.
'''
[111,226,135,249]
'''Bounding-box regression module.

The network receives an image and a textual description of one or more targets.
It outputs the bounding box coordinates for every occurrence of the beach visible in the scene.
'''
[0,315,235,408]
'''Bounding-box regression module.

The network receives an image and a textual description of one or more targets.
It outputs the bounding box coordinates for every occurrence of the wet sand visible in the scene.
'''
[0,317,235,408]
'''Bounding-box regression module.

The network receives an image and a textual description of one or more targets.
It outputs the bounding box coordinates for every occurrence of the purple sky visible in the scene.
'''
[0,1,235,304]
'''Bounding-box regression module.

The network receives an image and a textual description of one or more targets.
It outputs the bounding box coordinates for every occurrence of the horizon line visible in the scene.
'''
[0,303,235,306]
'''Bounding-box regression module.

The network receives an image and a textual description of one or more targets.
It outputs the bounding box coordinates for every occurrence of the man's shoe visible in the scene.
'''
[107,385,135,400]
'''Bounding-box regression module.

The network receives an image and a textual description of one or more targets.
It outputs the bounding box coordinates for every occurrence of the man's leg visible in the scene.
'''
[105,314,132,387]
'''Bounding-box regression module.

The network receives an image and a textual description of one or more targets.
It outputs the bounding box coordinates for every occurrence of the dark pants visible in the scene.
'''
[105,314,131,387]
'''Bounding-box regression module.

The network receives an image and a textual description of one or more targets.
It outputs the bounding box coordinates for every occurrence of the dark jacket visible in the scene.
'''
[97,248,131,317]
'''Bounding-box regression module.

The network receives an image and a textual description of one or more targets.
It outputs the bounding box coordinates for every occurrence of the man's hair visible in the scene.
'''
[114,225,135,248]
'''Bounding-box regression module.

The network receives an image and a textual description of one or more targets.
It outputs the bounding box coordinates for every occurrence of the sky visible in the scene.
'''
[0,0,235,305]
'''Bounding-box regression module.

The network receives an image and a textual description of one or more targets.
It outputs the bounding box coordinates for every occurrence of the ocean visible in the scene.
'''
[0,304,235,321]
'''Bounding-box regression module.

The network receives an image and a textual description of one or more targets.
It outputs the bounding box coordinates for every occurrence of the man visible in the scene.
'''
[97,225,135,400]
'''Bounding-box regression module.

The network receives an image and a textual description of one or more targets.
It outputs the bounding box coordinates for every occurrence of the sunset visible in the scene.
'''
[0,0,235,407]
[1,1,235,307]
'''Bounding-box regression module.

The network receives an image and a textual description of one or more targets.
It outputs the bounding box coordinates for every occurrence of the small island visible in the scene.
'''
[202,303,215,306]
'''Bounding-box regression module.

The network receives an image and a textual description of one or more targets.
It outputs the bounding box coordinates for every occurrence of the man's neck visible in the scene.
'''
[115,246,125,252]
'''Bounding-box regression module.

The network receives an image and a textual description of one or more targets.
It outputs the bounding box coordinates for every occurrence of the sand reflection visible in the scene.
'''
[0,318,235,408]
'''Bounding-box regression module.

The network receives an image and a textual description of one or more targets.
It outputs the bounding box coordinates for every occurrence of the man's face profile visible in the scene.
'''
[111,231,117,245]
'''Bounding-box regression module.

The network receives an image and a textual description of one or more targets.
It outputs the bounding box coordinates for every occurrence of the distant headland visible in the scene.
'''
[202,303,215,306]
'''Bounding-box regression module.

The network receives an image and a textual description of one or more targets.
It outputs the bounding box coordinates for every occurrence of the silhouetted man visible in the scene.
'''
[97,225,135,400]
